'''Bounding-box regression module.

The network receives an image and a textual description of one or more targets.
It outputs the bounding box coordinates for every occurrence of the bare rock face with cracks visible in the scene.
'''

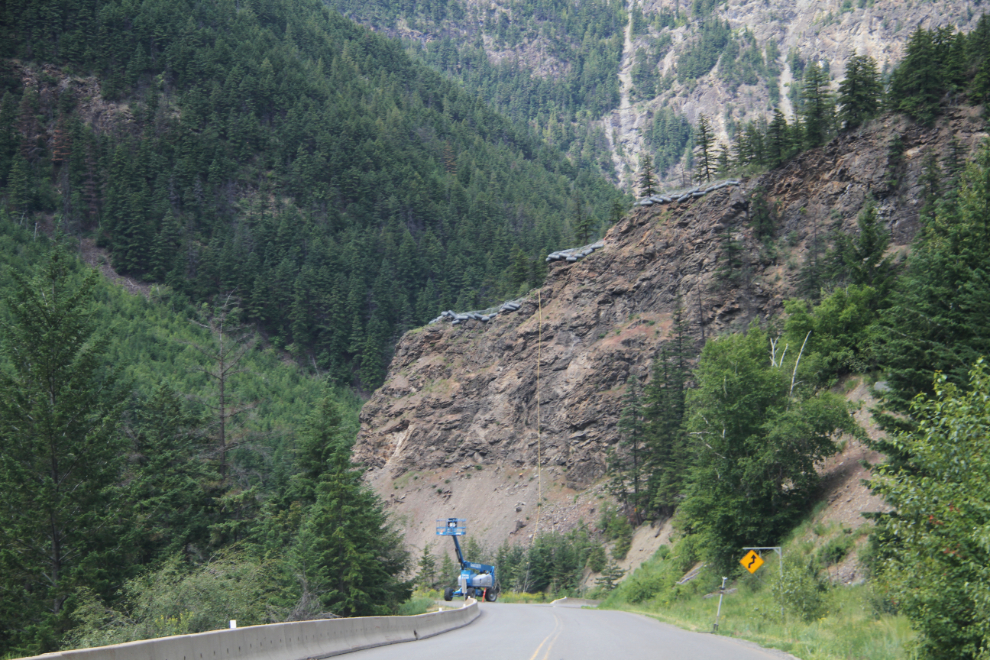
[354,106,988,552]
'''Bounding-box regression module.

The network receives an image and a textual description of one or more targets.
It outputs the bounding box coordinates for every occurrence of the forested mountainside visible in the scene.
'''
[0,0,626,392]
[330,0,988,189]
[0,220,410,654]
[327,0,626,175]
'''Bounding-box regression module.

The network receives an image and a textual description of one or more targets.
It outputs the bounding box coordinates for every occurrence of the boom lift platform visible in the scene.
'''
[437,518,499,602]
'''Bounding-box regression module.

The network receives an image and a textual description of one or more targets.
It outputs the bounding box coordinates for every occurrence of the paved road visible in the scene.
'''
[344,601,791,660]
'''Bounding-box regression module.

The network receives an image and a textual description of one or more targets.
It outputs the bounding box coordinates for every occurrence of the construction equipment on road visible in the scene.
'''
[437,518,499,602]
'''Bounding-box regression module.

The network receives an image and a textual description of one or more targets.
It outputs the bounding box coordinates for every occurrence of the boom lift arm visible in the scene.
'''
[436,518,498,602]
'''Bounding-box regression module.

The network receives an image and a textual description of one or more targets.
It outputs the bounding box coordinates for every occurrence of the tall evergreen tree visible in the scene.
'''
[571,193,593,245]
[291,395,411,616]
[800,62,834,148]
[128,383,216,564]
[838,53,883,130]
[616,375,646,523]
[888,27,943,125]
[880,141,990,407]
[637,153,657,198]
[0,248,127,653]
[694,114,716,183]
[840,198,897,295]
[765,108,790,167]
[642,304,692,518]
[190,295,257,487]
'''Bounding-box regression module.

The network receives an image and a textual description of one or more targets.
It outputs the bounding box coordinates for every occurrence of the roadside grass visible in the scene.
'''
[398,594,436,615]
[610,580,915,660]
[496,591,551,604]
[598,523,916,660]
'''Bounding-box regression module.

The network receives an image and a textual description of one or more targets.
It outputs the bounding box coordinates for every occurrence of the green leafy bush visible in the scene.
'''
[773,560,831,622]
[64,555,281,649]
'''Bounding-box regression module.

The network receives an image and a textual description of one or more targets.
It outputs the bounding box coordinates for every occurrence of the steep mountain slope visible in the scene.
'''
[618,0,983,184]
[325,0,982,189]
[355,105,988,553]
[0,0,624,391]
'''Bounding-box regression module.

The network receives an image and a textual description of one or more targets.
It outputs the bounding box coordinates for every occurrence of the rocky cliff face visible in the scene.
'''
[611,0,983,188]
[355,106,987,552]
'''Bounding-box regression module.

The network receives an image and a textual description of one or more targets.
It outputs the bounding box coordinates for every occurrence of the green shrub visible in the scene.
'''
[598,504,634,560]
[815,533,857,567]
[397,596,433,616]
[773,560,831,622]
[586,545,607,573]
[64,554,280,648]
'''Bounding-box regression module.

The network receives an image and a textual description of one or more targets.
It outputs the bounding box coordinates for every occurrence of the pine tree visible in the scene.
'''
[642,305,692,518]
[0,248,128,652]
[594,559,625,591]
[749,186,778,241]
[800,61,834,148]
[715,142,731,176]
[608,198,626,225]
[715,225,745,287]
[416,544,439,590]
[838,53,883,130]
[6,152,31,214]
[880,142,990,405]
[129,383,215,563]
[766,108,790,166]
[841,199,897,295]
[694,114,716,183]
[190,295,257,486]
[293,395,411,616]
[571,193,593,245]
[888,27,943,125]
[637,153,657,198]
[616,375,645,522]
[969,14,990,106]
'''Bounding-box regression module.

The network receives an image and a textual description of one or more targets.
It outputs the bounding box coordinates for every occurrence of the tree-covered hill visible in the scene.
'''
[0,0,626,391]
[0,216,424,654]
[313,0,626,179]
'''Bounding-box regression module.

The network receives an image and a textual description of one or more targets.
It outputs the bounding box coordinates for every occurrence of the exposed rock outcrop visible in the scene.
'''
[355,107,987,552]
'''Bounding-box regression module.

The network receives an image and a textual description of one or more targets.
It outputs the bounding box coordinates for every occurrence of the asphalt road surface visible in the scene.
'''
[344,601,791,660]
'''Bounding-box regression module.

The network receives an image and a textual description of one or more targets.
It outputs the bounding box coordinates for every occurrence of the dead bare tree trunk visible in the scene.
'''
[191,293,257,484]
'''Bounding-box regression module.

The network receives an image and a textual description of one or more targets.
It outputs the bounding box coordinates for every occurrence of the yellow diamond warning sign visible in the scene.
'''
[740,550,764,574]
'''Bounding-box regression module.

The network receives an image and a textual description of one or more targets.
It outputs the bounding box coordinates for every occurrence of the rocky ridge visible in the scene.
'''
[612,0,983,188]
[355,107,988,553]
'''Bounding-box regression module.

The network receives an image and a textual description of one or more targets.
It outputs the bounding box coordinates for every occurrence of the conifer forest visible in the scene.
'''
[2,0,990,657]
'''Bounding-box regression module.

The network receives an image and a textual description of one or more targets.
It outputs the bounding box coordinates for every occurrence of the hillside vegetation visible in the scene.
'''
[0,218,428,655]
[0,0,626,392]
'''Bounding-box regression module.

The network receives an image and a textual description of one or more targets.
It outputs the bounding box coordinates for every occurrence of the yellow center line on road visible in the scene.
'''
[539,624,564,660]
[528,612,562,660]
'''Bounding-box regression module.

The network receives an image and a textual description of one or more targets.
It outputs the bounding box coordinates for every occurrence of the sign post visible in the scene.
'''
[741,547,783,618]
[712,576,728,633]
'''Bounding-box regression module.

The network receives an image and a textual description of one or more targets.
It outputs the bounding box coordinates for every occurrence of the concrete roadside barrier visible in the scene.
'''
[23,600,480,660]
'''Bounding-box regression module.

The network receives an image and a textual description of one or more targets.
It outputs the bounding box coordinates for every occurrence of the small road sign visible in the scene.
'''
[740,550,764,574]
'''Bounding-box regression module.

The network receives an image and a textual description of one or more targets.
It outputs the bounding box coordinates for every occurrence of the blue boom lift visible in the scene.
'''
[437,518,499,602]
